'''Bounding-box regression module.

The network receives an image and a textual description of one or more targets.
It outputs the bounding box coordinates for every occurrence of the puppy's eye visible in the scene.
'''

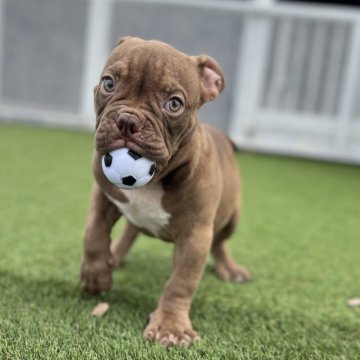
[102,76,115,92]
[165,97,183,113]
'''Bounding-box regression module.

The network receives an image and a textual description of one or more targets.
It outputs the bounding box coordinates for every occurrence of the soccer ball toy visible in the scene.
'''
[101,148,156,189]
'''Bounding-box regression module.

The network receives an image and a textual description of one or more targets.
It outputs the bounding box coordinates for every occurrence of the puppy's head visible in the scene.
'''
[94,36,224,173]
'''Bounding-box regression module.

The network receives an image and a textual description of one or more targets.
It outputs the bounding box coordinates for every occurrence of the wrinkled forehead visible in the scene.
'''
[103,40,199,98]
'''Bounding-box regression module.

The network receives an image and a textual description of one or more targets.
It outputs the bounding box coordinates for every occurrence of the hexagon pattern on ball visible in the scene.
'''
[101,148,156,189]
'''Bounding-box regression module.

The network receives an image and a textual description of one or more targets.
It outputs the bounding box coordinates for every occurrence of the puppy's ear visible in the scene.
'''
[192,55,225,104]
[116,36,133,46]
[116,36,144,47]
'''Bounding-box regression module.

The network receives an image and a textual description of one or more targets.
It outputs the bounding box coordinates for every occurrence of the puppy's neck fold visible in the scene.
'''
[160,121,206,189]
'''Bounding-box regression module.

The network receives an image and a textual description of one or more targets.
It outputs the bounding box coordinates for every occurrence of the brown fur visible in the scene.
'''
[81,37,250,346]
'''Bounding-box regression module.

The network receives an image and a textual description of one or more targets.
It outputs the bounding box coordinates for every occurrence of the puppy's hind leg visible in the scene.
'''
[212,213,251,283]
[111,220,139,268]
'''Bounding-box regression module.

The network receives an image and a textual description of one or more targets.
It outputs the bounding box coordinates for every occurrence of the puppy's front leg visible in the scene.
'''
[144,226,213,347]
[81,183,120,294]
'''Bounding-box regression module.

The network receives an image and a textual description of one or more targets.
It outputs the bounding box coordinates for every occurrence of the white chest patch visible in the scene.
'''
[105,183,171,237]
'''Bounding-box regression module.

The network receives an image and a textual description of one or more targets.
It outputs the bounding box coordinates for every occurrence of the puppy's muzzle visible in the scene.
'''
[116,112,141,139]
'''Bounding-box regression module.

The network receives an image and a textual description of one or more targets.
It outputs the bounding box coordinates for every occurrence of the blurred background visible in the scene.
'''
[0,0,360,163]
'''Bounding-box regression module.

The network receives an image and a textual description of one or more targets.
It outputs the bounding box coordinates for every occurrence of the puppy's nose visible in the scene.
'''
[116,112,140,138]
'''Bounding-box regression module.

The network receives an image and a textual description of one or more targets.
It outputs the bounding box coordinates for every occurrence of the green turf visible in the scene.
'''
[0,123,359,359]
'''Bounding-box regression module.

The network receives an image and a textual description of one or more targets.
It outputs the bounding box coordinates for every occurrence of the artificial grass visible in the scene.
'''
[0,123,359,359]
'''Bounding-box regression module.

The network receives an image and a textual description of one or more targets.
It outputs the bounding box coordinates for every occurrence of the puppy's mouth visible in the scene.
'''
[95,111,171,170]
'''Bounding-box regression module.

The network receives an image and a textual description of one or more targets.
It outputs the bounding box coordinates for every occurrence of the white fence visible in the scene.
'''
[229,0,360,163]
[0,0,359,163]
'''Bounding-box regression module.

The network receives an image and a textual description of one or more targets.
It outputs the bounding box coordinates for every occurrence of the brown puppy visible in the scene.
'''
[81,37,250,346]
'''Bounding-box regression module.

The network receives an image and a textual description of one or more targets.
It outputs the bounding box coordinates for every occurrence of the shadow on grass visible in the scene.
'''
[1,267,360,359]
[0,268,158,318]
[0,247,250,321]
[0,255,248,335]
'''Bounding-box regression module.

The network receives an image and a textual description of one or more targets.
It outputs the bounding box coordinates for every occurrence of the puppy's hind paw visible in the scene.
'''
[215,262,251,283]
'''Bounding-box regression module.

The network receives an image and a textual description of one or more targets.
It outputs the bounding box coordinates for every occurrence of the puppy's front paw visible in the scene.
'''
[143,308,200,347]
[80,254,114,294]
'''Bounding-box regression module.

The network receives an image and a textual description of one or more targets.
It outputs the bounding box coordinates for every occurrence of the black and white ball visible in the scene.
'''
[101,148,156,189]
